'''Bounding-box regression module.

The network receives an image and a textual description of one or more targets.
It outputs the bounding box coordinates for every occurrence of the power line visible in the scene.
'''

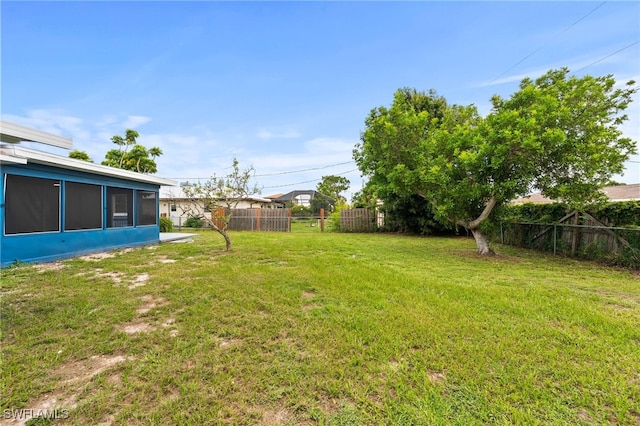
[262,168,359,189]
[478,1,607,90]
[255,160,355,177]
[166,160,356,180]
[572,41,640,74]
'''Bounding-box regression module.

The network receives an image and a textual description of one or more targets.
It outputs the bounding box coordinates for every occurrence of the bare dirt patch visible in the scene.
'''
[387,359,401,372]
[119,321,155,334]
[32,262,66,272]
[95,271,124,283]
[156,255,178,264]
[427,370,446,384]
[301,291,319,312]
[577,409,593,423]
[301,291,316,299]
[128,273,150,289]
[54,355,128,384]
[3,355,128,426]
[97,414,116,426]
[78,252,116,261]
[118,295,171,334]
[219,338,243,349]
[316,396,342,416]
[136,295,169,314]
[259,407,292,425]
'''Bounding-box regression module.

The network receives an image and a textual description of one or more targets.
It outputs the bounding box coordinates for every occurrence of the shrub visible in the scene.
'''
[184,216,204,228]
[291,205,311,218]
[160,217,173,232]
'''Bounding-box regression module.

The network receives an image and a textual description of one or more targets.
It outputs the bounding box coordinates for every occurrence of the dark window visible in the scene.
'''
[106,187,133,228]
[65,182,102,230]
[5,174,60,235]
[136,191,157,226]
[170,204,177,212]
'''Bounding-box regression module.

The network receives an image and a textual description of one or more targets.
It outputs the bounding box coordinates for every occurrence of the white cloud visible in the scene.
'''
[2,109,90,141]
[123,115,152,129]
[2,109,363,195]
[256,128,301,140]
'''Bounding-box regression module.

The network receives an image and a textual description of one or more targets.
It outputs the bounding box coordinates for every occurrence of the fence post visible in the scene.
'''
[553,225,557,256]
[256,208,261,232]
[500,223,504,244]
[320,208,325,232]
[571,213,579,256]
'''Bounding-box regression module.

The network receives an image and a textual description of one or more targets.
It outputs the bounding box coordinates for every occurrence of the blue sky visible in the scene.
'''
[2,1,639,199]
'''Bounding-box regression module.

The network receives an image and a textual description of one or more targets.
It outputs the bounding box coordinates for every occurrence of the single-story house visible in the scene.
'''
[159,186,272,226]
[267,190,335,210]
[0,121,176,267]
[512,184,640,205]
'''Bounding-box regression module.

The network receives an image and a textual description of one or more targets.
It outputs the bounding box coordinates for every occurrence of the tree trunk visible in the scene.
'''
[215,229,232,251]
[470,228,494,255]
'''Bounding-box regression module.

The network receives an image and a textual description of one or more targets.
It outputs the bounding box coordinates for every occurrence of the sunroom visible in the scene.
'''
[0,121,175,267]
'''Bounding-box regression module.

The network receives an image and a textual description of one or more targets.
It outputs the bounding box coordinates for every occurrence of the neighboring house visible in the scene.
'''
[0,121,175,267]
[512,184,640,204]
[159,186,272,226]
[268,190,335,209]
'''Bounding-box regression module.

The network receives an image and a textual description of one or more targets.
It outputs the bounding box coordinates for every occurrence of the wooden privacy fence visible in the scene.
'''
[340,208,377,232]
[213,208,292,232]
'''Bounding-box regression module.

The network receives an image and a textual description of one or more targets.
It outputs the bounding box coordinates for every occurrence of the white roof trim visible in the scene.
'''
[160,186,270,203]
[0,153,28,165]
[0,145,176,186]
[0,120,73,149]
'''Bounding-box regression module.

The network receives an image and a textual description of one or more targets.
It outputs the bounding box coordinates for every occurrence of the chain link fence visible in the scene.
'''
[500,222,640,268]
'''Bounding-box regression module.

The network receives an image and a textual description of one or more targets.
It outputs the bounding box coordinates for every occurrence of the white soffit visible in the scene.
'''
[0,120,73,149]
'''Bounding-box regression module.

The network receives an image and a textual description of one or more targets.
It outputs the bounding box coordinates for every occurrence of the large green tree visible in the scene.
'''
[102,129,163,174]
[354,69,637,254]
[353,88,451,234]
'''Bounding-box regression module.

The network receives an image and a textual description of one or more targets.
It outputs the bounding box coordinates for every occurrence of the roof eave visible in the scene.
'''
[0,120,73,149]
[1,145,176,186]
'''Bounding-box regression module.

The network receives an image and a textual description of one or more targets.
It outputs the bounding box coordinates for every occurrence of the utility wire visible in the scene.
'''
[166,160,356,180]
[478,1,607,90]
[255,160,354,177]
[572,40,640,74]
[262,168,359,189]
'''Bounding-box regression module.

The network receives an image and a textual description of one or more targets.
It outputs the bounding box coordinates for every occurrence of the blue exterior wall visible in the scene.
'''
[1,162,161,267]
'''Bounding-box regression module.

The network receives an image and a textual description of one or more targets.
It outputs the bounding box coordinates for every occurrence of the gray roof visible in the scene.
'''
[272,190,335,204]
[513,184,640,204]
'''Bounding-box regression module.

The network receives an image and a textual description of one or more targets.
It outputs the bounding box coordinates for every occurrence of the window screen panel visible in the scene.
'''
[5,174,60,235]
[65,182,102,230]
[137,191,157,226]
[106,187,133,228]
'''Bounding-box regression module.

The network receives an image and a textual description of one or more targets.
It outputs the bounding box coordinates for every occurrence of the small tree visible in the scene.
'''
[181,158,260,250]
[102,129,163,174]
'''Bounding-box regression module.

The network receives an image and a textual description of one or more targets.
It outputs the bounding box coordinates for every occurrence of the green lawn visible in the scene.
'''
[1,232,639,425]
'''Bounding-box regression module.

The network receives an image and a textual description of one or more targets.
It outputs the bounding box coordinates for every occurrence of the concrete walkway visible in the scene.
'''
[159,232,198,243]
